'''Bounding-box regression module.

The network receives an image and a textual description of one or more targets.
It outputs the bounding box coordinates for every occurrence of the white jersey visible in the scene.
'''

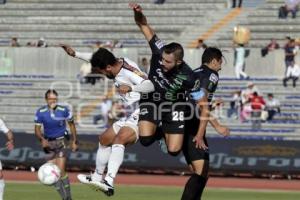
[114,57,147,107]
[0,118,9,134]
[75,52,147,107]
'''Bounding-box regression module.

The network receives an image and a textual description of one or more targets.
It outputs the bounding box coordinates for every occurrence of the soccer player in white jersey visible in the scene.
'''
[0,118,14,200]
[61,45,154,196]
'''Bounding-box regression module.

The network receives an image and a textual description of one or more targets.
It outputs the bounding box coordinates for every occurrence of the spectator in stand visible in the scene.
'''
[261,39,280,57]
[154,0,165,4]
[227,90,242,119]
[232,0,243,8]
[286,0,300,18]
[93,97,113,127]
[250,92,265,130]
[283,61,300,87]
[112,40,123,49]
[195,39,208,50]
[265,93,281,121]
[284,38,297,73]
[240,82,260,122]
[11,37,20,47]
[241,82,260,104]
[234,43,249,79]
[26,41,36,47]
[140,57,150,74]
[37,37,48,47]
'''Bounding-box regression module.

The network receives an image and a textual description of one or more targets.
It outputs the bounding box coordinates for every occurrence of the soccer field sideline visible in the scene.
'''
[3,170,300,192]
[5,180,300,194]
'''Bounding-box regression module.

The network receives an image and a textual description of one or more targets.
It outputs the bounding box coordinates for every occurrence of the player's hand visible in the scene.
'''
[60,44,75,57]
[129,2,142,12]
[215,125,230,137]
[117,85,132,94]
[71,140,78,152]
[41,138,49,148]
[6,140,14,151]
[193,135,208,150]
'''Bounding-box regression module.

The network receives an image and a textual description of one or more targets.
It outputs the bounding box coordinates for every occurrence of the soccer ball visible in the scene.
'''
[37,163,61,185]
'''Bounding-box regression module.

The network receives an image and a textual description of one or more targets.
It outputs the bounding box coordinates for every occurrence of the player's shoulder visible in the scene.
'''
[56,105,68,112]
[123,57,139,69]
[121,58,146,78]
[37,106,48,113]
[194,65,219,80]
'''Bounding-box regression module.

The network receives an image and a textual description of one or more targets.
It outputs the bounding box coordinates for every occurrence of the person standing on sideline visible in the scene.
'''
[0,118,14,200]
[34,89,78,200]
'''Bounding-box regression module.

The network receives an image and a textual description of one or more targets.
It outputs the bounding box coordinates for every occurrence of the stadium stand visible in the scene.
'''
[0,76,299,139]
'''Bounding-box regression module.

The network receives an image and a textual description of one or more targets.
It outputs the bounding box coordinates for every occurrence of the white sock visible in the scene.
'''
[105,144,125,187]
[0,179,5,200]
[93,143,112,182]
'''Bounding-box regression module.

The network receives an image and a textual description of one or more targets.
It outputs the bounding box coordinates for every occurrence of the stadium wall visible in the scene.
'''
[0,133,299,176]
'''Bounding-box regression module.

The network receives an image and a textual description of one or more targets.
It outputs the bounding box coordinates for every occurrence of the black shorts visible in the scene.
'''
[139,101,185,134]
[183,115,209,164]
[182,134,209,165]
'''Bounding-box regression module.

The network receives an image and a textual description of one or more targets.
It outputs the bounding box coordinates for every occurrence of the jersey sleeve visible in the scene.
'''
[190,73,218,101]
[64,107,74,122]
[75,52,93,62]
[34,110,43,126]
[201,73,218,92]
[148,34,164,55]
[0,119,9,134]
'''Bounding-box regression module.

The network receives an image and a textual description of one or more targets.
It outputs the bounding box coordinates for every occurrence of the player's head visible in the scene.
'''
[161,42,184,72]
[45,89,58,109]
[202,47,223,72]
[90,48,118,79]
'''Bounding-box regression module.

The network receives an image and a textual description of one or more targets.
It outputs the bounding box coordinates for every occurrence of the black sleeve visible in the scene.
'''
[200,73,218,93]
[148,34,164,55]
[183,71,197,91]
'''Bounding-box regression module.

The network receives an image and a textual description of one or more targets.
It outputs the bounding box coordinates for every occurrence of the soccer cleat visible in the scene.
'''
[77,174,94,184]
[92,180,114,196]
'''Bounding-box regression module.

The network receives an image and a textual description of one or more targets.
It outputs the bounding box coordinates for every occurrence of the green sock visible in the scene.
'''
[54,179,68,200]
[61,174,72,200]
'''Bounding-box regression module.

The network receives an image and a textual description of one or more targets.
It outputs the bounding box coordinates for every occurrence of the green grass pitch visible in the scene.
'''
[5,182,300,200]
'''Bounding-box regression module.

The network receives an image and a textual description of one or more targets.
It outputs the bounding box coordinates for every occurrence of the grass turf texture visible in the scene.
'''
[5,182,300,200]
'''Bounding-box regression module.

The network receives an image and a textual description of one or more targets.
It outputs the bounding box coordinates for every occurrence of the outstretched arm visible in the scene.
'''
[209,115,230,137]
[60,44,92,62]
[129,3,155,42]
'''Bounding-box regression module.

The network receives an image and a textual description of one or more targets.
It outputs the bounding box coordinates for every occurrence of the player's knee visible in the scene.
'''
[139,135,155,147]
[168,150,181,157]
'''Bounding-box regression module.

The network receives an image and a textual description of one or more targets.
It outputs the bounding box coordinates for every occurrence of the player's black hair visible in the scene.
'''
[90,48,117,70]
[45,89,58,99]
[162,42,184,61]
[202,47,223,64]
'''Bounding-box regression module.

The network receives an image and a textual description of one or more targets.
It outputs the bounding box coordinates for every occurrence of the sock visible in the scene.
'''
[54,179,67,200]
[0,179,4,200]
[105,144,125,187]
[181,174,208,200]
[94,143,112,181]
[61,174,72,200]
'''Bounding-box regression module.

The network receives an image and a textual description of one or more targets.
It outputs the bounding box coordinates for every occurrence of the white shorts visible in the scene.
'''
[112,108,139,142]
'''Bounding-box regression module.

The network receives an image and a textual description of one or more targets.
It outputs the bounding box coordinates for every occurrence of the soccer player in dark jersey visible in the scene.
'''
[130,3,196,156]
[35,89,78,200]
[181,47,230,200]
